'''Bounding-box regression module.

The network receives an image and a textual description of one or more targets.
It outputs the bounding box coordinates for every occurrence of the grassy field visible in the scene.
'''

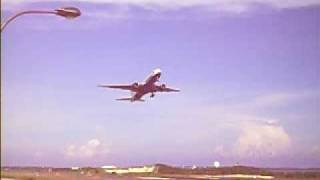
[2,165,320,180]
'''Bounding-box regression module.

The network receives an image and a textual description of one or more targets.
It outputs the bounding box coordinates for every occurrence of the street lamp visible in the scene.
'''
[1,7,81,32]
[55,7,81,19]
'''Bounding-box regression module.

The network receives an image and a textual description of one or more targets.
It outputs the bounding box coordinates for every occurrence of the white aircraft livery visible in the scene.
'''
[98,68,180,102]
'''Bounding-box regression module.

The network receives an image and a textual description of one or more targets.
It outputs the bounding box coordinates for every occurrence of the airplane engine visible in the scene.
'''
[160,84,166,91]
[132,82,139,89]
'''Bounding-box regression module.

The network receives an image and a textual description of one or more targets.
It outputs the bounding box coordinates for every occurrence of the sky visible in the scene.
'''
[1,0,320,168]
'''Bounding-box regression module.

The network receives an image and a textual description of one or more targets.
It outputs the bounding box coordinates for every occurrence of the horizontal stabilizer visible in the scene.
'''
[116,97,145,102]
[116,97,132,101]
[97,84,110,88]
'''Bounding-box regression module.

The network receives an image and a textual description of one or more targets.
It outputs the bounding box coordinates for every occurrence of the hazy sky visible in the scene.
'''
[1,0,320,168]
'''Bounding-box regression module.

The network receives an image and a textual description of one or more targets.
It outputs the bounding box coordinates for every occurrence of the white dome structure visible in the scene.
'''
[214,161,220,168]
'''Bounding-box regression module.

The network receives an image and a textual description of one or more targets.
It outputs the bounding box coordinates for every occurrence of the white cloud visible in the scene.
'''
[212,119,291,159]
[310,145,320,157]
[222,91,319,113]
[174,90,315,160]
[254,93,297,107]
[252,92,316,108]
[234,120,291,158]
[64,138,109,158]
[2,0,320,13]
[197,91,309,159]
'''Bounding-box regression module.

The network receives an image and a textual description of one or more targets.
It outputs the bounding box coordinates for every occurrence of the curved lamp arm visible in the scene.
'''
[1,10,56,32]
[1,7,81,32]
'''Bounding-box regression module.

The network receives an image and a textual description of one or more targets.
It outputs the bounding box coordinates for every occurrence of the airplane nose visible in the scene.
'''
[153,68,162,75]
[152,68,161,81]
[156,72,161,79]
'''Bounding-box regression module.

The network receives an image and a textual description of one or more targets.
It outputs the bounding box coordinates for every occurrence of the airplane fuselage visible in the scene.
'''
[131,71,161,101]
[99,68,179,102]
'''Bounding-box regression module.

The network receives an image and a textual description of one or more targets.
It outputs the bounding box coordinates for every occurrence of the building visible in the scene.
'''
[102,165,155,174]
[71,167,80,170]
[101,165,117,169]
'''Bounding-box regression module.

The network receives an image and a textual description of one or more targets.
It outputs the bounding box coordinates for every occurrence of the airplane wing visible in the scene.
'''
[98,84,137,91]
[156,85,180,92]
[161,87,180,92]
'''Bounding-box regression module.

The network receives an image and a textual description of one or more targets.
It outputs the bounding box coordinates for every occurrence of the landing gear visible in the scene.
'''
[150,93,155,98]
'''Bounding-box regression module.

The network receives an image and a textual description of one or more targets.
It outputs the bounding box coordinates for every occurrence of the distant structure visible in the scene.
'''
[101,165,117,169]
[102,165,155,174]
[213,161,220,168]
[71,167,80,170]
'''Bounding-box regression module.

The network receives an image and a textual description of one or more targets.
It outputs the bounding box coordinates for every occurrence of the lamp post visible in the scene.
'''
[1,7,81,32]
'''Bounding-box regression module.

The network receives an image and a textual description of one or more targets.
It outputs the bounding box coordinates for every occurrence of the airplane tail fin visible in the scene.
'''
[116,97,144,102]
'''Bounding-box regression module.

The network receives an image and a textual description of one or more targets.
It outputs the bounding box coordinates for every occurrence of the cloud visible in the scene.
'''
[219,90,312,114]
[2,0,319,30]
[2,0,320,13]
[254,93,298,107]
[252,91,318,108]
[310,145,320,157]
[234,120,291,158]
[193,91,309,160]
[64,138,109,158]
[212,119,291,160]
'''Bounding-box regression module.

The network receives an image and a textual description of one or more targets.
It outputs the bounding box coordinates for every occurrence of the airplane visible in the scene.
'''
[98,68,180,102]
